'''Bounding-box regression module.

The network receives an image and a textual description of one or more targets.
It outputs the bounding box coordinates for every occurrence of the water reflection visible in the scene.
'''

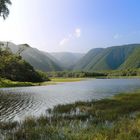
[0,79,140,121]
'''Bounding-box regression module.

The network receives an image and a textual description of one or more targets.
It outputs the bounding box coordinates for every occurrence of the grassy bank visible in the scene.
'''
[1,91,140,139]
[0,78,86,88]
[0,78,35,88]
[50,77,86,82]
[106,75,140,79]
[1,76,140,88]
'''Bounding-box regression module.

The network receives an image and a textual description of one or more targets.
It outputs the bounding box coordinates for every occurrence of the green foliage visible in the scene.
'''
[0,47,48,82]
[0,78,34,87]
[3,42,140,72]
[0,0,11,19]
[120,47,140,69]
[74,44,140,71]
[1,91,140,139]
[1,42,63,72]
[37,70,50,81]
[51,77,85,82]
[46,71,106,78]
[14,44,62,72]
[107,69,140,77]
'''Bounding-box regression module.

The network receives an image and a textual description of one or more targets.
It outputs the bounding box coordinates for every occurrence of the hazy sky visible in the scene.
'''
[0,0,140,52]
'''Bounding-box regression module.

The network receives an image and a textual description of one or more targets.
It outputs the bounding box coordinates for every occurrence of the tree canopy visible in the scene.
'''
[0,46,49,82]
[0,0,11,19]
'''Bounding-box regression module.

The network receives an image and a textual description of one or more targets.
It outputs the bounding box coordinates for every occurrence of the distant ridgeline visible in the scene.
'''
[1,42,140,74]
[73,44,140,71]
[0,43,49,82]
[0,42,62,72]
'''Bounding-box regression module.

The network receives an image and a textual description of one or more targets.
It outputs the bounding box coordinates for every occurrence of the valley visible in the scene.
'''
[1,0,140,139]
[0,42,140,139]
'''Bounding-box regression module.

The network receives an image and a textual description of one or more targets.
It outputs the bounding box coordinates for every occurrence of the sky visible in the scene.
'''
[0,0,140,53]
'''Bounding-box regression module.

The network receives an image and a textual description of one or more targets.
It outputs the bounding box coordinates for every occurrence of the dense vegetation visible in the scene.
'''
[0,78,35,87]
[20,44,62,72]
[1,42,63,72]
[106,69,140,77]
[0,47,49,82]
[120,47,140,69]
[0,0,11,19]
[74,44,140,71]
[0,44,139,86]
[46,71,106,78]
[1,91,140,139]
[1,42,140,73]
[46,69,140,79]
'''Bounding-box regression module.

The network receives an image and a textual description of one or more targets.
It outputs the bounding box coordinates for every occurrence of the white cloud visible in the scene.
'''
[75,28,81,38]
[59,28,81,46]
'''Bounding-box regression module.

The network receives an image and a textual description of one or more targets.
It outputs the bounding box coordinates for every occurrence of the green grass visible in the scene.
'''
[34,77,86,86]
[0,78,34,88]
[1,76,140,88]
[1,91,140,139]
[50,77,86,82]
[107,75,140,79]
[0,78,86,88]
[52,92,140,121]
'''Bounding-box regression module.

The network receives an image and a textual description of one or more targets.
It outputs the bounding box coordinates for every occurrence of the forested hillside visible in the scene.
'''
[74,44,140,71]
[1,42,140,72]
[0,42,62,72]
[0,47,46,82]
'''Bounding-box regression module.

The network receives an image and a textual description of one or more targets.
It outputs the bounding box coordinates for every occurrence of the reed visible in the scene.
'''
[1,91,140,139]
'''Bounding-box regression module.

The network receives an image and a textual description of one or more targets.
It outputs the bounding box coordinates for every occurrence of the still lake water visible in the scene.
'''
[0,79,140,121]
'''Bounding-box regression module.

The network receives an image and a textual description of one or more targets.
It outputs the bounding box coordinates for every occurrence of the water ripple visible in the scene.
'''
[0,79,140,121]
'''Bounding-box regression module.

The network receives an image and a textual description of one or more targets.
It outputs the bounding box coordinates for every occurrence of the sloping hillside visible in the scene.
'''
[120,46,140,69]
[0,42,62,72]
[74,44,140,71]
[1,42,140,72]
[0,45,44,82]
[74,48,103,70]
[19,44,62,72]
[51,52,84,69]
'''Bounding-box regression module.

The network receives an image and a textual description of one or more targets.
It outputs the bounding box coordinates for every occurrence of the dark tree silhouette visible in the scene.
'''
[0,0,12,19]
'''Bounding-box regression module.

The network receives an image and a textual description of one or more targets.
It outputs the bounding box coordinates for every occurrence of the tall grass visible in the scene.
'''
[1,91,140,139]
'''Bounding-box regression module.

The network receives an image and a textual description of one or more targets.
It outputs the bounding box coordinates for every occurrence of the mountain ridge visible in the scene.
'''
[1,41,140,72]
[50,52,84,69]
[0,42,62,72]
[73,44,140,71]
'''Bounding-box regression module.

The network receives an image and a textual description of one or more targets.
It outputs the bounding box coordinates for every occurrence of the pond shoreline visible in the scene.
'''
[1,76,140,88]
[1,89,140,139]
[0,78,87,88]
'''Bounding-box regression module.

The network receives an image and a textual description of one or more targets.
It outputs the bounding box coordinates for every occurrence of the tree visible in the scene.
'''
[0,0,12,19]
[0,48,47,82]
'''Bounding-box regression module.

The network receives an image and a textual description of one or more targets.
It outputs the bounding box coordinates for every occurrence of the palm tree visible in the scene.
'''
[0,0,12,19]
